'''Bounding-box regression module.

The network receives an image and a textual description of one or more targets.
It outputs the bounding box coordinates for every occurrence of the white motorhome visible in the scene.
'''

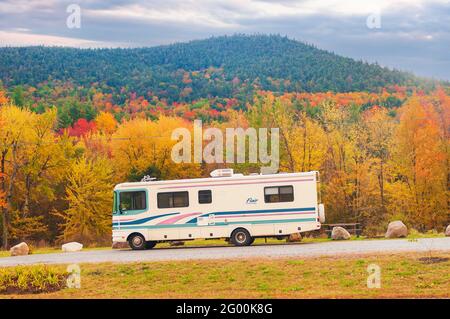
[112,169,325,250]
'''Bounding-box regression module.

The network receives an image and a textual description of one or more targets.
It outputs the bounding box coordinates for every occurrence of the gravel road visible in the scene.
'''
[1,237,449,267]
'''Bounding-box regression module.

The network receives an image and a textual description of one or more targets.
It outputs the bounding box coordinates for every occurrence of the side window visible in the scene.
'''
[119,191,146,211]
[157,191,189,208]
[198,190,212,204]
[264,186,294,203]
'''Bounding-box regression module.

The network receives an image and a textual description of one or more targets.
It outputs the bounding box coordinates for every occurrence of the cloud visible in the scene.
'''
[0,31,121,48]
[0,0,449,79]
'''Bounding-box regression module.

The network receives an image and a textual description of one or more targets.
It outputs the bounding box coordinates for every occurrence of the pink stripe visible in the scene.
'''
[157,212,201,225]
[160,178,314,189]
[217,211,315,219]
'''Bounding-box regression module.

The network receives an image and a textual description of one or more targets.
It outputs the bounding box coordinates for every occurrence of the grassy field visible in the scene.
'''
[1,251,448,298]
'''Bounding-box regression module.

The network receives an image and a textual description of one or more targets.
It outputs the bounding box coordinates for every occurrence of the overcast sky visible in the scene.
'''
[0,0,449,80]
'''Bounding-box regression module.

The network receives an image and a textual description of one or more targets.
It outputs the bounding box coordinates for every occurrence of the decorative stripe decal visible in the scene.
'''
[112,207,316,226]
[216,211,315,219]
[112,212,178,226]
[186,207,315,224]
[159,178,314,189]
[157,212,201,225]
[113,217,317,230]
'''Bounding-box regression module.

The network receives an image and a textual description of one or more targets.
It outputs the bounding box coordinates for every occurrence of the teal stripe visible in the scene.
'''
[113,217,317,230]
[186,207,315,224]
[112,212,178,226]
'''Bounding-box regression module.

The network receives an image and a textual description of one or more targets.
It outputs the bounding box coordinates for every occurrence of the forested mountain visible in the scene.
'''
[0,35,440,103]
[0,34,449,248]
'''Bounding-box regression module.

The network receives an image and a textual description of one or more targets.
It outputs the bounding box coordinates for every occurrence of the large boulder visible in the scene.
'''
[62,242,83,252]
[445,225,450,237]
[385,221,408,238]
[331,227,351,240]
[10,242,30,256]
[286,233,302,242]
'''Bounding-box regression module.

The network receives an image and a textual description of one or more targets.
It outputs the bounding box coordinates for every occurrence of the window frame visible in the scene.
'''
[264,185,294,203]
[117,189,148,214]
[157,191,190,209]
[198,190,212,204]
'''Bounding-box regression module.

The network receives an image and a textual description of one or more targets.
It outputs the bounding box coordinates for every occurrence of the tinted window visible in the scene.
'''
[157,191,189,208]
[198,190,212,204]
[119,191,146,211]
[264,186,294,203]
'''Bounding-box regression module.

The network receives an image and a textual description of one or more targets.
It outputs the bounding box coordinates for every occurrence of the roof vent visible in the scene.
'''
[210,169,234,177]
[260,167,278,175]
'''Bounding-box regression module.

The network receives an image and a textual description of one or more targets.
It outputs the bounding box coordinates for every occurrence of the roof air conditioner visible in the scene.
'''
[210,169,234,177]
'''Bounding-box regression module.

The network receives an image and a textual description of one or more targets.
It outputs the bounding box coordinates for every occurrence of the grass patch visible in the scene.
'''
[1,252,449,299]
[0,265,67,294]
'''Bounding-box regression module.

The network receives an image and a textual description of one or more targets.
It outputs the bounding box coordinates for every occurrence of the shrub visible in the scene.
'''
[0,265,67,294]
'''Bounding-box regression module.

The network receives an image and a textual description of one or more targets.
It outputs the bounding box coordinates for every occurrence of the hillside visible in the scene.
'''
[0,35,437,103]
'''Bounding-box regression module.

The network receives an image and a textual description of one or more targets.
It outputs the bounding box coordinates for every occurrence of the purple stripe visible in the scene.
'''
[216,211,315,219]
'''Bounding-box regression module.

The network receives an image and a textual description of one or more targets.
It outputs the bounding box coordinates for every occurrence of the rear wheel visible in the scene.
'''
[129,233,146,250]
[230,228,253,246]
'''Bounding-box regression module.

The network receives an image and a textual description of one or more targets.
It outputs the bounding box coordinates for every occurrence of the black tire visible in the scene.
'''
[145,241,157,249]
[128,233,146,250]
[249,237,255,245]
[230,228,253,246]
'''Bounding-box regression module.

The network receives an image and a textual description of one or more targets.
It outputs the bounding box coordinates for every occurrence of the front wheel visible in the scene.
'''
[129,233,146,250]
[230,228,253,246]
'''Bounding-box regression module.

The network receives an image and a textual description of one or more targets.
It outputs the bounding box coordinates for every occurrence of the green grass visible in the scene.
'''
[1,252,448,298]
[0,265,66,294]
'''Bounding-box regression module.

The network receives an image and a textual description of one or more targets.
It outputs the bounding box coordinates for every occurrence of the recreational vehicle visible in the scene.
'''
[112,169,325,250]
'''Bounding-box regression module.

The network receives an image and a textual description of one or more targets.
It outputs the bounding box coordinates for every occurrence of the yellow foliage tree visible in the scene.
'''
[247,93,327,172]
[95,111,117,135]
[387,96,448,230]
[111,116,201,182]
[58,156,113,244]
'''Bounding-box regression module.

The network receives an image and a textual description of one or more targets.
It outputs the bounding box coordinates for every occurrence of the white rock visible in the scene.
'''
[385,220,408,238]
[331,227,351,240]
[10,242,30,256]
[445,225,450,237]
[62,242,83,252]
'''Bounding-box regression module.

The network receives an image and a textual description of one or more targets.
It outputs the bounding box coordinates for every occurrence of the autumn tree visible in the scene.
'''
[247,93,327,173]
[111,116,201,182]
[387,96,448,230]
[95,111,117,135]
[0,105,33,248]
[57,156,113,244]
[360,107,395,232]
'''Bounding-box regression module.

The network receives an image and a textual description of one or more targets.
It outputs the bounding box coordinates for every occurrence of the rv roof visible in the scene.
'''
[114,171,318,190]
